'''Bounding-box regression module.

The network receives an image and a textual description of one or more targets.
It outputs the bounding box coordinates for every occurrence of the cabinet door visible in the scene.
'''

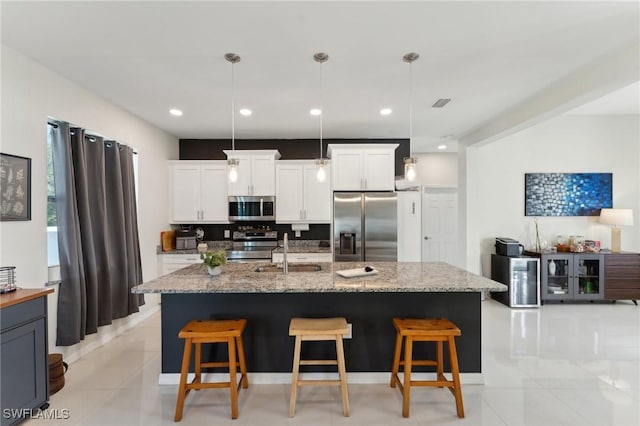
[363,150,396,190]
[331,151,363,190]
[604,254,640,300]
[227,155,252,196]
[1,318,47,423]
[201,164,229,222]
[573,254,604,300]
[276,164,303,222]
[302,164,331,222]
[397,191,421,261]
[541,254,571,300]
[251,155,276,195]
[170,165,200,222]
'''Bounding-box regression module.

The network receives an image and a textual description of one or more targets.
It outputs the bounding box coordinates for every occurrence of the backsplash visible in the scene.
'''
[173,222,330,241]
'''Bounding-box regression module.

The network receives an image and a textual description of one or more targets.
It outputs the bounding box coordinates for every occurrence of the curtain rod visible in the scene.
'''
[47,121,138,154]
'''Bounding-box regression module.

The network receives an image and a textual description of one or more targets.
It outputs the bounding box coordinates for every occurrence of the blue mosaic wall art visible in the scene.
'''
[524,173,612,216]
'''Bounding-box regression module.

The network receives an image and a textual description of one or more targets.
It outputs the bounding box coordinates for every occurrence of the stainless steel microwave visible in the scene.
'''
[228,196,276,221]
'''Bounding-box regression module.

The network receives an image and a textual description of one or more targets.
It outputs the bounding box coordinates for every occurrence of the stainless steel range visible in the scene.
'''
[226,226,278,262]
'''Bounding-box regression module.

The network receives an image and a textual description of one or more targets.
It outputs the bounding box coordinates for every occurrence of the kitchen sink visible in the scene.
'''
[255,263,322,273]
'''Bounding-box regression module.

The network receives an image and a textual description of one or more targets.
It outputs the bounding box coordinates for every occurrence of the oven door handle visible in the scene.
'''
[260,198,263,217]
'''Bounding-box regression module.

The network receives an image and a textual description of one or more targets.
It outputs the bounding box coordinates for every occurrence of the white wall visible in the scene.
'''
[466,115,640,276]
[0,46,178,360]
[415,153,458,187]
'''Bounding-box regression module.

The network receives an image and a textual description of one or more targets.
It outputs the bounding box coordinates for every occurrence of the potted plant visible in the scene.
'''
[201,250,227,276]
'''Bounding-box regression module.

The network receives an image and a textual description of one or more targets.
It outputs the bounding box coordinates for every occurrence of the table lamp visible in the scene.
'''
[599,208,634,252]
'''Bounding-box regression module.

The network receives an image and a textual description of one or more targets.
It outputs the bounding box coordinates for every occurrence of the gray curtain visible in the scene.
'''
[52,122,143,346]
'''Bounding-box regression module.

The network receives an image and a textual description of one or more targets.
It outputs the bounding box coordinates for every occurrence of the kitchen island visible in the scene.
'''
[133,262,505,379]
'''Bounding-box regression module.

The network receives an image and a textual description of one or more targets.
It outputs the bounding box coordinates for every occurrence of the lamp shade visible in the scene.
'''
[599,208,634,226]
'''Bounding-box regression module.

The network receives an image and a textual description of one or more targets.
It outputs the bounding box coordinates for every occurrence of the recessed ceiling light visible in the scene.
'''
[239,108,252,116]
[437,144,447,150]
[310,108,322,116]
[380,108,392,116]
[169,108,183,116]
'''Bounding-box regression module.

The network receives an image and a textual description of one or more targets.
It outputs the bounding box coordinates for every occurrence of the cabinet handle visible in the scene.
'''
[412,202,415,214]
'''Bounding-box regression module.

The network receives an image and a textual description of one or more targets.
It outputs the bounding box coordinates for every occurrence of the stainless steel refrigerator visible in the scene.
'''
[333,192,397,261]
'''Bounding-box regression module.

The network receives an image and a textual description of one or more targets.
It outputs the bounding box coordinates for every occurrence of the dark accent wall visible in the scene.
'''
[179,138,410,177]
[177,222,330,242]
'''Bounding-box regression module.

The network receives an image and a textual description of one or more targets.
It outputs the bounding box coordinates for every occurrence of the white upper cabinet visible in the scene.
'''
[224,150,281,196]
[276,161,331,223]
[169,161,229,223]
[328,144,398,191]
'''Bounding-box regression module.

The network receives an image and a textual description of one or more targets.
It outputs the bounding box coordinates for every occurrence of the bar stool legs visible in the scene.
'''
[390,318,464,418]
[174,319,248,422]
[288,317,350,417]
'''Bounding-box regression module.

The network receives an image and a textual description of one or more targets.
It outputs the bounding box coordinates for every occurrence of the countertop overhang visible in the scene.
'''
[134,262,506,294]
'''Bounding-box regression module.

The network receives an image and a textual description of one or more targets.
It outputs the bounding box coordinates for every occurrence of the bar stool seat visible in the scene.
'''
[390,318,464,418]
[174,319,248,421]
[289,317,350,417]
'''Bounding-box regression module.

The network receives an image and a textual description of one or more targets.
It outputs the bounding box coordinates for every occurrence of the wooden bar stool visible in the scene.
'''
[390,318,464,418]
[174,319,249,422]
[288,317,350,417]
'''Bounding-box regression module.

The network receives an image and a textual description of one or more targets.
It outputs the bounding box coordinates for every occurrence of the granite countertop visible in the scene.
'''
[272,240,331,254]
[133,261,506,294]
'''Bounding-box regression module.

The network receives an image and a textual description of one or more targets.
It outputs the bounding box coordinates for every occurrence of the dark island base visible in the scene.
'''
[161,292,481,374]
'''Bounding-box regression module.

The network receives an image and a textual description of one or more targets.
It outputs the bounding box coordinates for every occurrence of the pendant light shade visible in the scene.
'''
[313,52,329,182]
[404,157,417,181]
[225,53,241,183]
[403,52,419,181]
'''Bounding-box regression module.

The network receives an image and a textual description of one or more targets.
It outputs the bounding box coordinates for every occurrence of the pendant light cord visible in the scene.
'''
[231,60,235,152]
[319,59,324,159]
[409,59,413,143]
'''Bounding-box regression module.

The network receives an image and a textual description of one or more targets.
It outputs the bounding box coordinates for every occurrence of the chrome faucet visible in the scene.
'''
[283,232,289,275]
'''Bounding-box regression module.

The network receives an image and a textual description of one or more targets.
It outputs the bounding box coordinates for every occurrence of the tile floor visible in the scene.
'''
[26,298,640,425]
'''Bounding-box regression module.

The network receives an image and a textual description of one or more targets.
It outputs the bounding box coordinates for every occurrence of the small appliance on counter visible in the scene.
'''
[495,237,523,257]
[175,230,197,250]
[0,266,17,294]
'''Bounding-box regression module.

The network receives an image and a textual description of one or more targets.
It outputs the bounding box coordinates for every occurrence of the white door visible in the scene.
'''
[331,151,363,190]
[276,164,303,222]
[303,164,331,222]
[227,155,252,196]
[170,164,200,222]
[201,163,229,222]
[422,188,458,264]
[363,150,395,190]
[251,155,276,195]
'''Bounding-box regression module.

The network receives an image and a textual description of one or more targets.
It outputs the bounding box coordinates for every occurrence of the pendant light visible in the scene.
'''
[225,53,241,183]
[313,52,329,182]
[403,52,419,181]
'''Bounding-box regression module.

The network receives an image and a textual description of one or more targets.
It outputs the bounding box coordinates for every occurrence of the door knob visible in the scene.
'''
[424,236,431,240]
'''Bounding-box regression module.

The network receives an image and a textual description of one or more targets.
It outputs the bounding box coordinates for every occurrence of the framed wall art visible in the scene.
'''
[1,153,32,221]
[525,172,612,217]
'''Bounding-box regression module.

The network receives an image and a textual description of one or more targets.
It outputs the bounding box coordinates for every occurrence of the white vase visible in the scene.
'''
[548,260,556,276]
[207,266,221,276]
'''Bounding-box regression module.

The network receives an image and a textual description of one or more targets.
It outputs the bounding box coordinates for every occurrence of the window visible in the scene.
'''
[47,124,59,266]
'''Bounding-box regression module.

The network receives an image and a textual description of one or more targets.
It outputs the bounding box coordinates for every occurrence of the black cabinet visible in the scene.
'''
[1,290,52,426]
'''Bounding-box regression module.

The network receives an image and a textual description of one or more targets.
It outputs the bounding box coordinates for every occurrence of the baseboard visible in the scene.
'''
[159,372,484,385]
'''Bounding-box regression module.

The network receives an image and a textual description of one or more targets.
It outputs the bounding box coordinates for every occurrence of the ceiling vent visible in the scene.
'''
[432,98,451,108]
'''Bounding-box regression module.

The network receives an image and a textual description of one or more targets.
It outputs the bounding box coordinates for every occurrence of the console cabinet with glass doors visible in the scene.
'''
[538,253,604,302]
